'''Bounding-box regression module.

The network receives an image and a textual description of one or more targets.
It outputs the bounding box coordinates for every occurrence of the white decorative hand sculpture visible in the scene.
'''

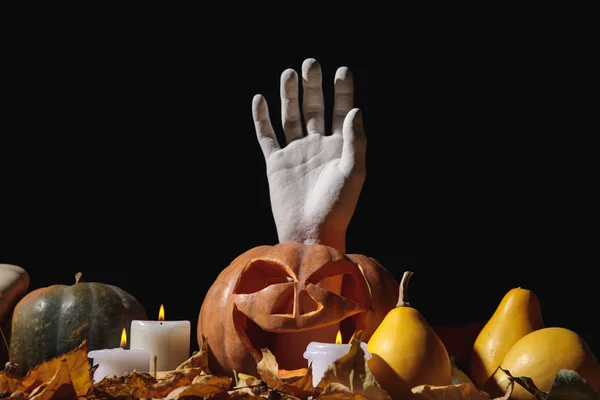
[252,58,366,253]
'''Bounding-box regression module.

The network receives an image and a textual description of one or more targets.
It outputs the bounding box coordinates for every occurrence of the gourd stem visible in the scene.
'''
[75,272,83,284]
[0,325,11,362]
[396,271,414,307]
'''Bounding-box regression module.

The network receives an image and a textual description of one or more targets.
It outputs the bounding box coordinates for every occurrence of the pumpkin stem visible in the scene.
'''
[75,272,83,284]
[396,271,414,307]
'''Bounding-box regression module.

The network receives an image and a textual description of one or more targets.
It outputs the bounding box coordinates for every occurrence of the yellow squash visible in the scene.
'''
[486,327,600,399]
[469,287,544,388]
[367,271,452,399]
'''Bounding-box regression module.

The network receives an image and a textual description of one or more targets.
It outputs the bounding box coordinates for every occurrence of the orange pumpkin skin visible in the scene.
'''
[197,242,399,376]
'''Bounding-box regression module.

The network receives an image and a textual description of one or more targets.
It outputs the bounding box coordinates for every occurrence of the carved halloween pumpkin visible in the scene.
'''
[197,242,399,376]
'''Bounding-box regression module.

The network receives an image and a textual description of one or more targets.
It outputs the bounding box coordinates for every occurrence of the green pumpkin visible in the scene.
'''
[9,272,147,375]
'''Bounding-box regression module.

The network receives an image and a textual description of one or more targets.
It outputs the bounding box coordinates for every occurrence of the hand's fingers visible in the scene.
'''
[332,67,354,136]
[301,58,325,135]
[252,94,280,158]
[280,68,303,144]
[339,108,366,176]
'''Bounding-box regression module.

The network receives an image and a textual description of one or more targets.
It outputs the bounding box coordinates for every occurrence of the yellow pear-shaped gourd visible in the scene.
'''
[367,271,452,399]
[469,287,544,388]
[485,327,600,399]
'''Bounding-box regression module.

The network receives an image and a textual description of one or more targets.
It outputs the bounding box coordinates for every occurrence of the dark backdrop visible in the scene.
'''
[1,30,597,357]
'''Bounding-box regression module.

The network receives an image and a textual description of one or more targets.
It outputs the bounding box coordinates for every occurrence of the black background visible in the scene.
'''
[1,26,597,358]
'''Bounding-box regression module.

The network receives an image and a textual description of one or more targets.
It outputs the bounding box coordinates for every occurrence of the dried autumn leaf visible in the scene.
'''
[411,380,514,400]
[0,371,40,395]
[229,391,266,400]
[2,390,27,400]
[93,367,205,399]
[317,332,391,400]
[256,348,283,390]
[236,372,260,387]
[176,337,210,373]
[25,339,92,398]
[256,348,315,398]
[500,367,599,400]
[28,359,77,400]
[547,369,599,399]
[319,382,369,399]
[279,367,309,383]
[165,375,232,399]
[231,372,267,397]
[92,371,155,400]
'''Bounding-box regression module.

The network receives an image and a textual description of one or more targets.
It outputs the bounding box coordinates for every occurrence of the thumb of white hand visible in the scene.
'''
[339,108,366,176]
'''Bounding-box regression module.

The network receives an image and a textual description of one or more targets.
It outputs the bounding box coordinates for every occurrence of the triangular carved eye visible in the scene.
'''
[233,258,295,294]
[299,290,320,315]
[271,286,294,315]
[305,259,371,309]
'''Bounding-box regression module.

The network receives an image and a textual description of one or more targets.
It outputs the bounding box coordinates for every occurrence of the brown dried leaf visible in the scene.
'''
[231,372,267,397]
[256,348,283,390]
[92,371,156,399]
[278,368,308,383]
[228,390,266,400]
[318,333,391,400]
[235,372,260,387]
[256,348,314,398]
[25,339,92,398]
[28,359,77,400]
[411,380,514,400]
[319,382,370,399]
[288,363,314,395]
[93,367,204,399]
[176,337,210,373]
[0,371,40,395]
[2,390,27,400]
[165,375,232,399]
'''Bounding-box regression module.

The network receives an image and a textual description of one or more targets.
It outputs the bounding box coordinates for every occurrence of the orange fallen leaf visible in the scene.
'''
[256,348,315,398]
[319,382,370,399]
[231,371,267,397]
[175,336,210,373]
[25,339,92,398]
[28,359,77,400]
[93,367,205,399]
[165,375,232,399]
[0,370,41,395]
[278,367,308,381]
[411,380,514,400]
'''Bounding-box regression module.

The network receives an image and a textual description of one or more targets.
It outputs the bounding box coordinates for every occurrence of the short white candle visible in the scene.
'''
[88,347,151,382]
[303,341,372,388]
[129,305,191,372]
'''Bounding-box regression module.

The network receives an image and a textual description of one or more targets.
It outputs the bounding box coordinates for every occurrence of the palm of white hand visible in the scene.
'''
[253,59,366,252]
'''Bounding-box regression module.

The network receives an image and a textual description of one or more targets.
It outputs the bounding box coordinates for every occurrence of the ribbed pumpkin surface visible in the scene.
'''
[10,278,147,375]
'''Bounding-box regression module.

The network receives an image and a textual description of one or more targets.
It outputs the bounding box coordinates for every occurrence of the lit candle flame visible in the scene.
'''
[120,327,127,348]
[158,304,165,321]
[335,330,342,344]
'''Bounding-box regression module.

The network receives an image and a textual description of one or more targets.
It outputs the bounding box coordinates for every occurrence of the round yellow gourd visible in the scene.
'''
[486,327,600,399]
[367,271,452,399]
[469,286,544,388]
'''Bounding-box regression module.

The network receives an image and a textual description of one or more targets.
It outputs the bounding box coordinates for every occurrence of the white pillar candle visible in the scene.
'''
[88,347,151,382]
[303,341,372,388]
[130,306,191,372]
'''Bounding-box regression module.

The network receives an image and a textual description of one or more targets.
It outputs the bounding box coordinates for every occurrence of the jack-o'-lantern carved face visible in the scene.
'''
[198,242,398,376]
